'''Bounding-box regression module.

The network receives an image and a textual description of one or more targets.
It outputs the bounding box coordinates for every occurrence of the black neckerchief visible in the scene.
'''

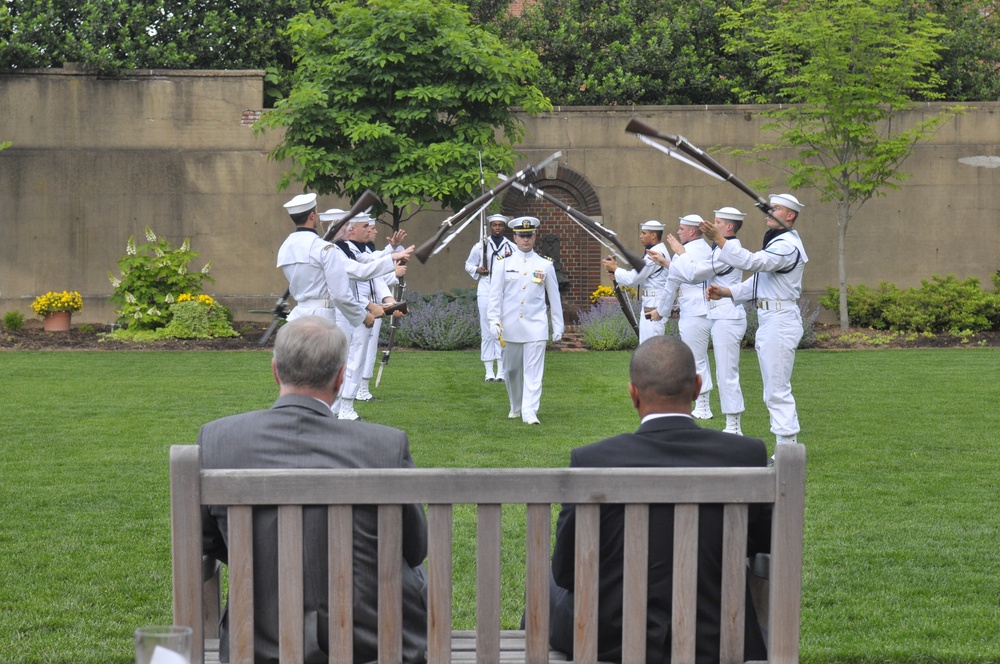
[763,227,790,249]
[294,227,318,235]
[335,240,356,260]
[365,241,376,251]
[349,239,368,254]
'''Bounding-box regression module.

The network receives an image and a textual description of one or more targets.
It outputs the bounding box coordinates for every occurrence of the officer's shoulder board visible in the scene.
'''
[538,254,553,262]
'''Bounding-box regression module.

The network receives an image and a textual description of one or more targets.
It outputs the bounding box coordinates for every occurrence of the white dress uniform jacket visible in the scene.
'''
[612,241,669,342]
[276,228,366,327]
[716,229,808,438]
[486,250,564,343]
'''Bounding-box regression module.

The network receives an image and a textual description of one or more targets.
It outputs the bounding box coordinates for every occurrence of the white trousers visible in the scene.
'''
[502,340,546,417]
[756,308,802,436]
[711,317,747,415]
[477,289,503,363]
[361,317,383,380]
[679,315,714,396]
[638,314,666,343]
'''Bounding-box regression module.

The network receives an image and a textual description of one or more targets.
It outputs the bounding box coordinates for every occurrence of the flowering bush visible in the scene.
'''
[577,298,640,350]
[394,289,480,350]
[31,291,84,317]
[589,284,637,303]
[107,226,214,330]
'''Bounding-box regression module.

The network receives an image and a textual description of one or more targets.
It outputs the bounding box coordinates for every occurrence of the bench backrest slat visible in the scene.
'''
[524,504,552,664]
[672,503,700,662]
[278,505,305,664]
[328,505,354,664]
[427,505,454,664]
[171,445,806,664]
[476,504,502,664]
[228,505,255,664]
[721,504,750,663]
[621,504,649,663]
[378,505,404,664]
[572,503,601,662]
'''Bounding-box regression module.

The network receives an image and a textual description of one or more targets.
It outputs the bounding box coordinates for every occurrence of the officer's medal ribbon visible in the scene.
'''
[532,270,545,284]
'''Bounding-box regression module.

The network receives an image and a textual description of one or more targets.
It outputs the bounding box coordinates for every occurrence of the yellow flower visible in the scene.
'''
[30,290,84,317]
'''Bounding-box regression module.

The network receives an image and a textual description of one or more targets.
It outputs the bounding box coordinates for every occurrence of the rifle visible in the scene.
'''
[478,151,489,273]
[258,189,381,345]
[413,151,562,263]
[624,117,789,230]
[374,271,405,387]
[500,176,647,272]
[612,278,640,339]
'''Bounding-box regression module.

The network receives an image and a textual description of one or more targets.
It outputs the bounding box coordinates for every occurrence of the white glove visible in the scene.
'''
[493,324,503,339]
[552,333,562,342]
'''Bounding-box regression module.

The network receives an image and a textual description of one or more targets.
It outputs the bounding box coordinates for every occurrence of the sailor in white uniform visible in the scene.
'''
[650,207,749,434]
[653,214,715,419]
[600,220,669,343]
[465,213,516,382]
[487,216,564,425]
[701,194,808,446]
[275,193,371,331]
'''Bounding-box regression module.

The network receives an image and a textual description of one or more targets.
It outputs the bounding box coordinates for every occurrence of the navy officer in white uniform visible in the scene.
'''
[487,216,564,425]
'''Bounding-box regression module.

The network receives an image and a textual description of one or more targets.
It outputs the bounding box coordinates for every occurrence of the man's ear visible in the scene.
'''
[690,375,703,404]
[272,358,281,386]
[628,382,640,411]
[331,365,346,397]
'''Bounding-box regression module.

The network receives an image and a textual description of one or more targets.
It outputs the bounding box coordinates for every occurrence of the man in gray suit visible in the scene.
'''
[548,335,771,664]
[200,316,428,663]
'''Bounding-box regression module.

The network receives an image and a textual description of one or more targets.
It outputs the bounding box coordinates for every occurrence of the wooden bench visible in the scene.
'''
[170,443,805,664]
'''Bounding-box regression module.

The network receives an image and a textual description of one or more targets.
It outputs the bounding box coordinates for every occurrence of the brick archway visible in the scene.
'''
[500,166,603,316]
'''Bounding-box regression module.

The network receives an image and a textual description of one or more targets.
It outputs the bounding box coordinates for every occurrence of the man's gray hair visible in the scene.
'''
[629,335,697,399]
[273,316,348,390]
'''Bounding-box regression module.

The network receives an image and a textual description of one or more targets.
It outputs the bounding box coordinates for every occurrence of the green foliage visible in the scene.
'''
[2,310,25,331]
[819,283,903,329]
[820,275,1000,334]
[257,0,551,229]
[508,0,757,106]
[394,290,481,350]
[577,300,640,351]
[0,1,314,74]
[719,0,965,328]
[918,0,1000,101]
[107,226,215,330]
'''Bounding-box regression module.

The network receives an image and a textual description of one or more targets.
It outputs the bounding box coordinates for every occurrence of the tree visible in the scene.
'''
[505,0,764,106]
[917,0,1000,101]
[719,0,965,330]
[256,0,551,230]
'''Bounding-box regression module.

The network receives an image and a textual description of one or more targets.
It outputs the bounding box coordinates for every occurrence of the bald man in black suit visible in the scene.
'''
[548,335,772,664]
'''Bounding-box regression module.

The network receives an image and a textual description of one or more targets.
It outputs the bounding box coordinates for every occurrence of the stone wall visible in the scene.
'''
[1,66,998,324]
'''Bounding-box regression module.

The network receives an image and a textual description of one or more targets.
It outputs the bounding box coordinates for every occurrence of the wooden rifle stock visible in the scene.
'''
[257,189,381,345]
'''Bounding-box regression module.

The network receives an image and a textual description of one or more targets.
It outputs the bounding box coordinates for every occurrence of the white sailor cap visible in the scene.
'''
[318,208,346,223]
[508,216,540,234]
[679,214,704,226]
[349,212,376,225]
[487,213,510,224]
[769,193,803,212]
[640,220,665,232]
[714,206,746,221]
[283,193,317,215]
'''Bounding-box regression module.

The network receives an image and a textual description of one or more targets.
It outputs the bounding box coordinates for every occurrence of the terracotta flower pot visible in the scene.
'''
[43,311,72,332]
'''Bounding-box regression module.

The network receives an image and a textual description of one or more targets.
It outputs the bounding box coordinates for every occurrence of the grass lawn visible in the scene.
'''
[1,348,998,662]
